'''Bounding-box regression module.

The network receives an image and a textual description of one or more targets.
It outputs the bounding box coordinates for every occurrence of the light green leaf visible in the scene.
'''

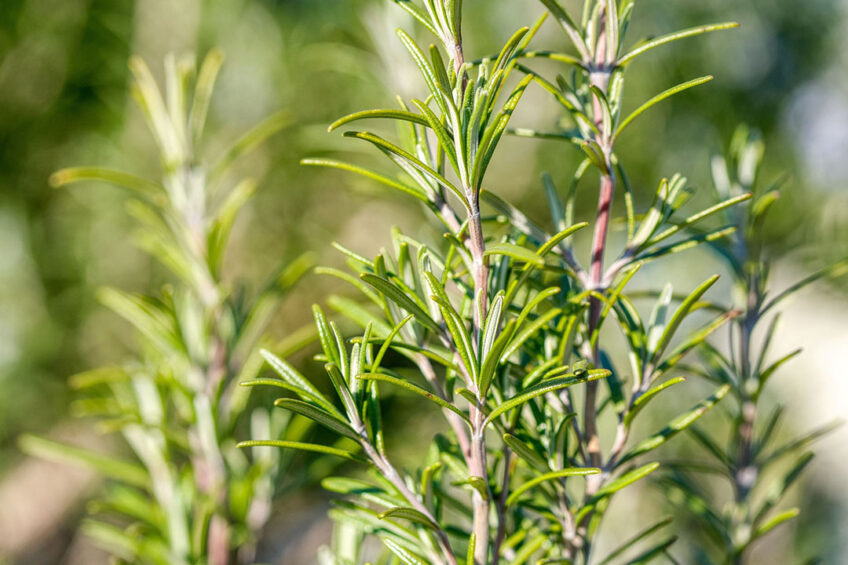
[618,22,740,65]
[236,440,366,462]
[484,369,609,427]
[361,273,441,333]
[274,398,360,441]
[357,373,470,424]
[329,109,430,131]
[19,435,149,488]
[506,467,600,507]
[301,158,429,203]
[485,242,545,266]
[618,385,730,465]
[50,167,164,197]
[616,76,714,138]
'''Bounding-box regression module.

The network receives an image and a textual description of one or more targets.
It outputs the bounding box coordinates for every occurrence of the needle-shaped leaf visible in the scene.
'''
[391,0,440,36]
[537,222,589,257]
[301,158,430,203]
[617,22,740,66]
[751,508,800,542]
[274,398,361,441]
[596,517,674,565]
[344,131,466,205]
[484,369,609,427]
[485,242,545,266]
[575,462,660,524]
[501,308,562,361]
[361,273,442,333]
[236,440,366,462]
[50,167,165,197]
[241,377,342,419]
[637,226,737,261]
[506,467,600,507]
[617,385,730,465]
[396,29,451,116]
[211,111,291,179]
[19,435,149,488]
[379,507,440,532]
[539,0,591,60]
[650,275,719,363]
[503,433,550,472]
[625,377,687,427]
[760,258,848,316]
[647,193,752,247]
[383,538,428,565]
[329,109,430,132]
[616,76,713,139]
[357,373,470,424]
[479,319,516,397]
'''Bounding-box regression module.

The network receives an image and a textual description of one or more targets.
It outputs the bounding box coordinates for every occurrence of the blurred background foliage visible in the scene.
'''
[1,0,846,563]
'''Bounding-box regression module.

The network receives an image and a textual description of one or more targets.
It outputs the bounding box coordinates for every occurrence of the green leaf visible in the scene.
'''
[211,110,291,179]
[760,258,848,316]
[329,108,430,131]
[637,226,736,261]
[647,193,752,247]
[503,433,549,472]
[597,517,674,565]
[618,385,730,465]
[485,242,545,266]
[472,74,534,188]
[383,538,428,565]
[751,508,800,542]
[391,0,440,37]
[617,22,740,66]
[650,275,720,363]
[260,348,335,411]
[361,273,442,333]
[537,222,589,257]
[274,398,361,441]
[49,167,164,197]
[189,48,224,146]
[358,373,470,423]
[501,308,562,362]
[236,440,366,462]
[754,452,814,526]
[344,130,466,205]
[98,288,180,352]
[484,369,609,427]
[576,462,660,523]
[623,537,677,564]
[481,291,505,361]
[19,435,149,488]
[479,319,517,397]
[538,0,591,60]
[616,76,714,138]
[597,462,660,498]
[379,507,440,531]
[241,378,343,419]
[301,158,430,203]
[625,377,686,427]
[506,467,600,507]
[395,29,451,115]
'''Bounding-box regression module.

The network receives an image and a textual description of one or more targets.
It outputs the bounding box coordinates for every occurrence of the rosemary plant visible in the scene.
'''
[661,128,847,564]
[247,1,754,564]
[19,51,307,565]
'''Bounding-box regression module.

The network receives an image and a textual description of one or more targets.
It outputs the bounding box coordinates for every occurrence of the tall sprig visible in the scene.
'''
[20,51,306,565]
[495,0,743,559]
[254,1,755,564]
[661,128,847,563]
